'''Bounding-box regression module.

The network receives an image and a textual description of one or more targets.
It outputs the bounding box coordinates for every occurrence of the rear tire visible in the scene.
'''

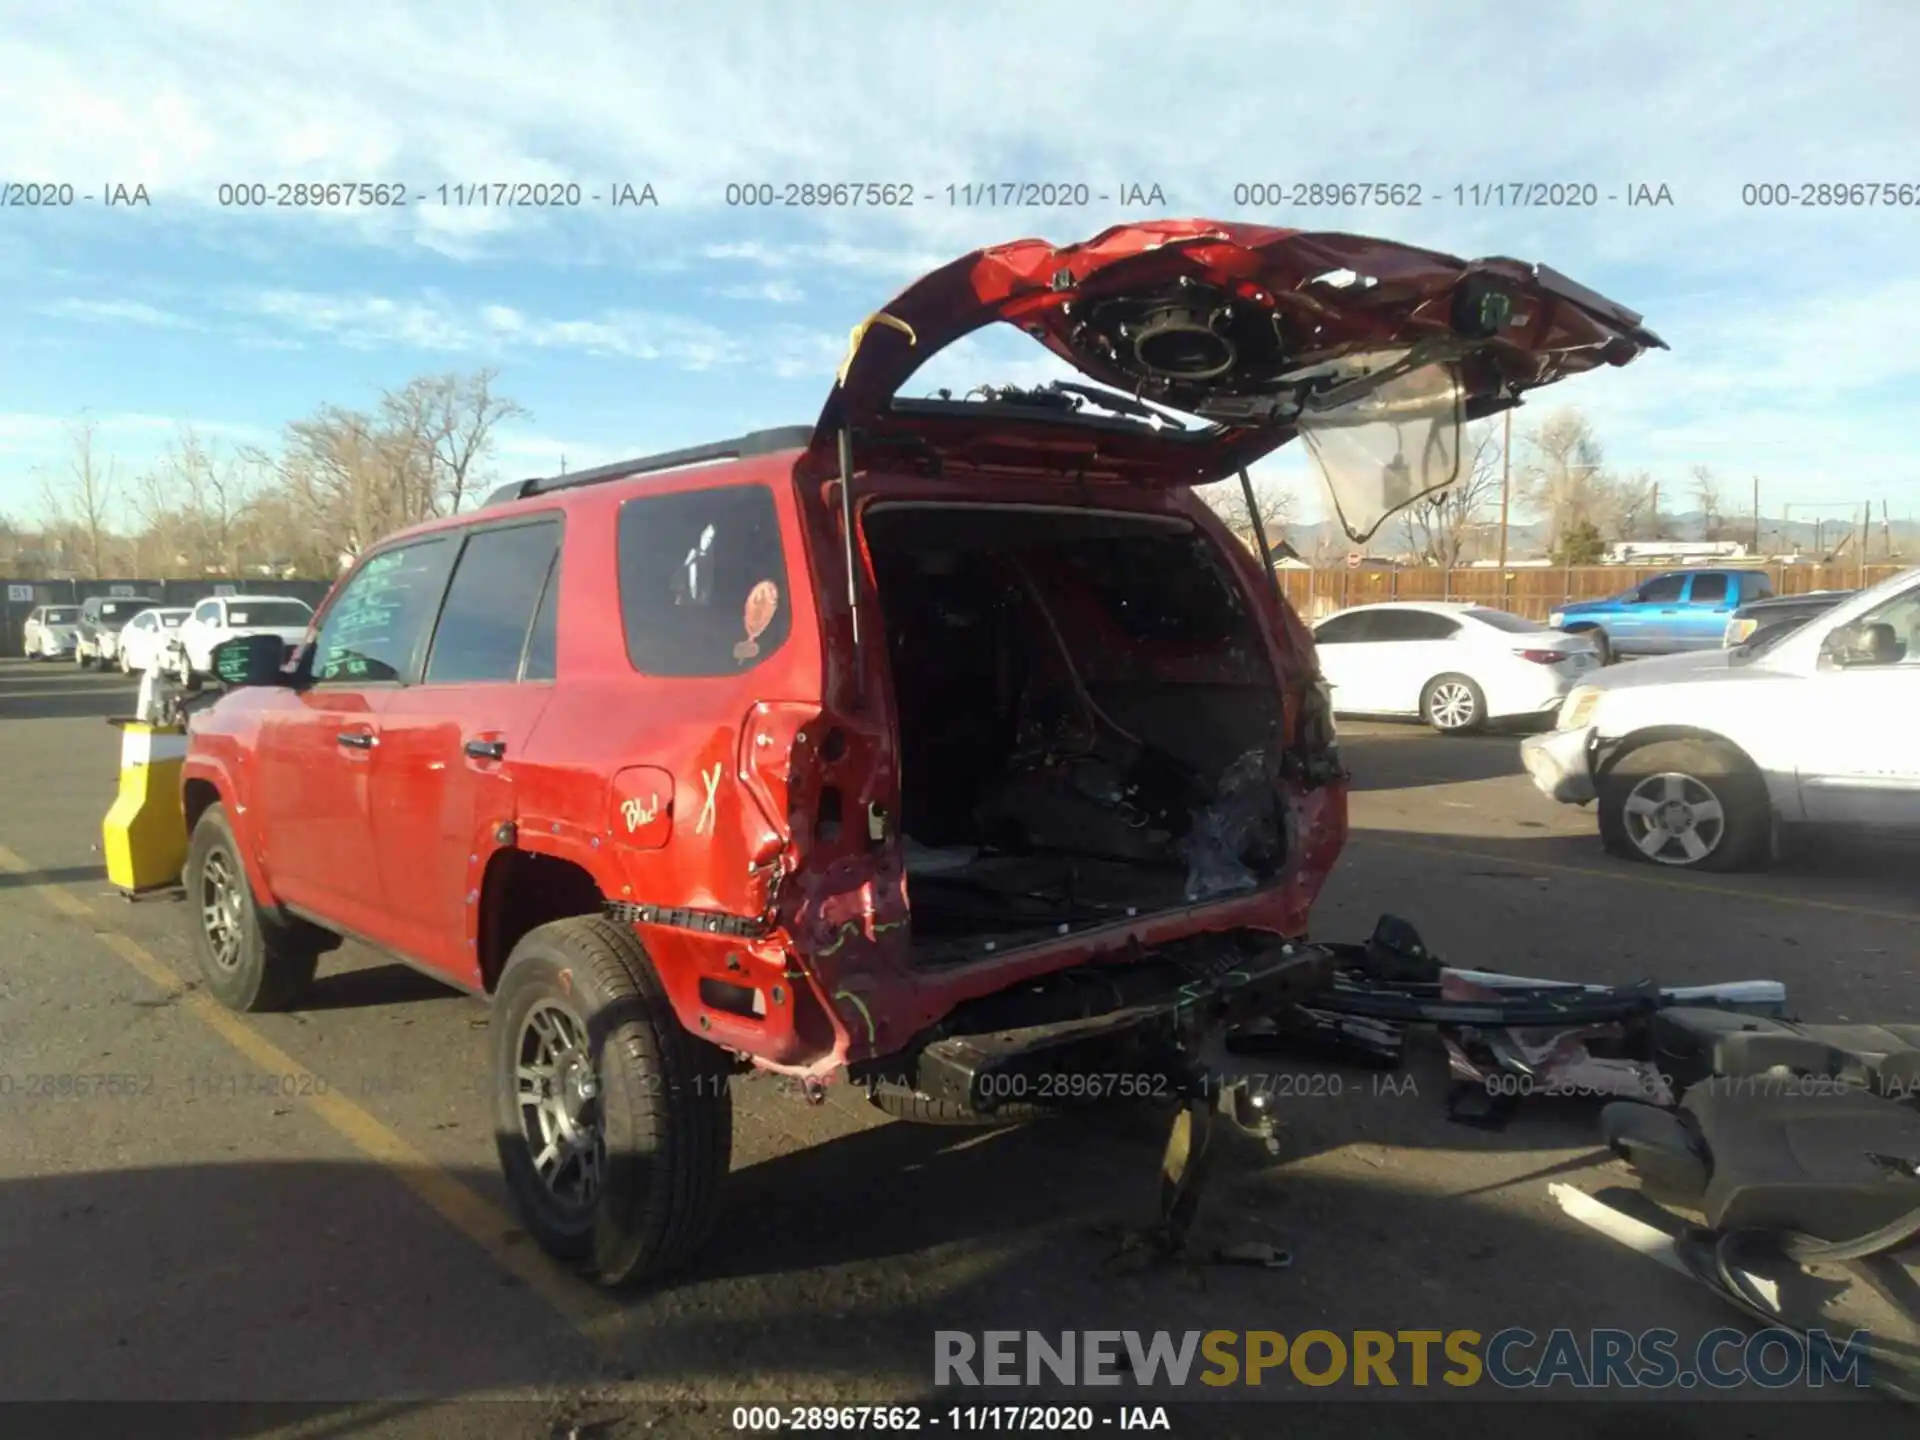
[1420,673,1487,734]
[1585,629,1612,666]
[184,803,322,1011]
[1597,739,1770,872]
[492,916,733,1287]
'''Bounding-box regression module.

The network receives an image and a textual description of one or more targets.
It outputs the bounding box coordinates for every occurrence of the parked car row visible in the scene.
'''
[16,596,314,679]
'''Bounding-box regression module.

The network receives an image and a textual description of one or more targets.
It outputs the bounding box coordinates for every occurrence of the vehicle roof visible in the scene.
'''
[211,593,311,605]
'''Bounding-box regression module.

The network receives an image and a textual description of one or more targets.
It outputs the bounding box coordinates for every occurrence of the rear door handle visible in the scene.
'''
[336,730,377,749]
[464,739,507,761]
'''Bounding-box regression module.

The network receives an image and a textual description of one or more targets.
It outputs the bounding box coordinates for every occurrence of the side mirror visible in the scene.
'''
[209,633,293,687]
[1822,621,1900,668]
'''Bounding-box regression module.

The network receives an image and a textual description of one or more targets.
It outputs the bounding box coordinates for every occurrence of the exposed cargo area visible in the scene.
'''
[863,502,1289,965]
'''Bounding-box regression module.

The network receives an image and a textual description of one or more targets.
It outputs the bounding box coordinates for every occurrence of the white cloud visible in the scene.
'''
[220,287,844,377]
[713,279,806,304]
[35,299,197,328]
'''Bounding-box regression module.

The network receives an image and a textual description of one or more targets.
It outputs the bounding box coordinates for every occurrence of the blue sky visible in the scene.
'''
[3,0,1918,527]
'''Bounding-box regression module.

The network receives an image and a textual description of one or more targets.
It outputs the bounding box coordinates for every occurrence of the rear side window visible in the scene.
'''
[1689,574,1729,604]
[425,519,562,684]
[616,484,790,676]
[312,538,455,684]
[1368,609,1459,640]
[226,600,313,628]
[1313,611,1373,644]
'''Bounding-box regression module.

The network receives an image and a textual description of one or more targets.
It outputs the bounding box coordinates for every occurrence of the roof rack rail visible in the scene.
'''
[482,424,814,506]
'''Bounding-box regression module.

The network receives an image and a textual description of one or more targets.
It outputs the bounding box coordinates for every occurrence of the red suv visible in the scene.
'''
[179,220,1660,1283]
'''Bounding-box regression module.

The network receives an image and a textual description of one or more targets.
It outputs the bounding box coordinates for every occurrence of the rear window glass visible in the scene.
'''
[616,484,790,676]
[1464,607,1540,634]
[43,607,77,623]
[226,601,313,628]
[93,600,154,622]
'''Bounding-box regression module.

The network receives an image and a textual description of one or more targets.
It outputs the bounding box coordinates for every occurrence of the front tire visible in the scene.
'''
[184,803,321,1010]
[1421,673,1488,734]
[1597,739,1770,872]
[492,916,733,1287]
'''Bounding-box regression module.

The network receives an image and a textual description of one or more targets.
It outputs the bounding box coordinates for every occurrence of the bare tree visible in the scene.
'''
[260,369,528,560]
[1397,420,1501,567]
[1612,469,1659,540]
[1514,407,1614,555]
[1203,471,1299,555]
[37,419,120,579]
[1690,464,1724,541]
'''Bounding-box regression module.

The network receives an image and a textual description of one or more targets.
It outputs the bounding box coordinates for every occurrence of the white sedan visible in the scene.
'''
[167,594,315,682]
[1310,602,1602,734]
[115,607,190,673]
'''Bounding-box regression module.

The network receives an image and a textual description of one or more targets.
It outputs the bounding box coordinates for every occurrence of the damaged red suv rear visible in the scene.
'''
[178,219,1662,1283]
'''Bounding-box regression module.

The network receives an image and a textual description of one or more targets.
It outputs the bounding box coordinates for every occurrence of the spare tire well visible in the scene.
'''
[478,850,605,992]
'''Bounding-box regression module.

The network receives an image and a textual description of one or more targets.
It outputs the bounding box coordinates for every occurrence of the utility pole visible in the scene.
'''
[1751,476,1761,553]
[1497,408,1511,606]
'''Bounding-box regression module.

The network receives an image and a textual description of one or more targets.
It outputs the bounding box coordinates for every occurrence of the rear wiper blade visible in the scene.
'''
[1045,381,1189,430]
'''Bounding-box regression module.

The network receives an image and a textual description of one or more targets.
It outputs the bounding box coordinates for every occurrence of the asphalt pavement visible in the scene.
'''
[1,656,1915,1438]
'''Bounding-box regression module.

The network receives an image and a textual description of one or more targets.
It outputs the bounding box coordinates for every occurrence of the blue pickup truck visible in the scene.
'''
[1547,568,1774,663]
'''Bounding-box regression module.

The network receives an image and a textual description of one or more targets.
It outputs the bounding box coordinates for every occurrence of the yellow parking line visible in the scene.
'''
[0,844,630,1357]
[1350,833,1920,926]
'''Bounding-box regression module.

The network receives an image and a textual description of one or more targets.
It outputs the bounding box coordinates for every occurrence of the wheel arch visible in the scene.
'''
[476,847,609,994]
[1597,724,1764,783]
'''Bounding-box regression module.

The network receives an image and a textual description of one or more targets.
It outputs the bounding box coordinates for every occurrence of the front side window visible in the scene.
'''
[424,520,562,685]
[1638,574,1687,603]
[311,538,455,684]
[617,484,790,676]
[1846,582,1920,666]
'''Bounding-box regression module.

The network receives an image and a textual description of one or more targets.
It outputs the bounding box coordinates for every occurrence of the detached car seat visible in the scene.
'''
[1604,1082,1920,1242]
[1650,1007,1920,1099]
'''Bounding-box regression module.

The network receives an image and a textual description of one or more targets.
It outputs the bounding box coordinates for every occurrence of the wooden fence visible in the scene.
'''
[1275,562,1909,623]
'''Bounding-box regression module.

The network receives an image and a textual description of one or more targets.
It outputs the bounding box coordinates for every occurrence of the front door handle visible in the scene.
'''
[464,738,507,761]
[336,730,377,749]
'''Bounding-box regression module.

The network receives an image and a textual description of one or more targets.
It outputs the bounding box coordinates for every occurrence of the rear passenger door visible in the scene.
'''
[1676,572,1736,650]
[1365,609,1464,713]
[369,515,563,985]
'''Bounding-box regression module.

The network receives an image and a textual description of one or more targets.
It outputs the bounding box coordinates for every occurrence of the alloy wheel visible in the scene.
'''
[199,849,246,970]
[1620,772,1726,866]
[1428,681,1478,730]
[514,999,606,1212]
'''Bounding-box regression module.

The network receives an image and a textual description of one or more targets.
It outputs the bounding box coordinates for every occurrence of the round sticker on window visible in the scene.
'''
[735,580,781,661]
